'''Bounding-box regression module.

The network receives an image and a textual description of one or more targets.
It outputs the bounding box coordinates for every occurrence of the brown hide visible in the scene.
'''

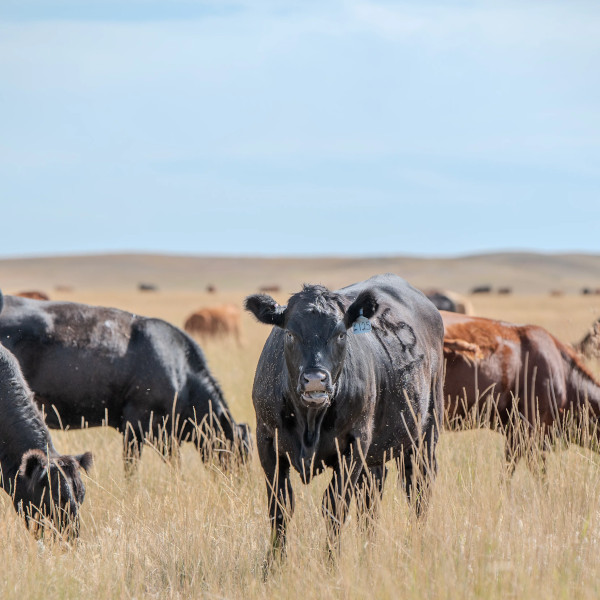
[184,304,242,345]
[441,311,600,444]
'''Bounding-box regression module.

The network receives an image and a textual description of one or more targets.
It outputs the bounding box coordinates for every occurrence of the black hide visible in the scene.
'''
[0,292,250,469]
[245,273,444,561]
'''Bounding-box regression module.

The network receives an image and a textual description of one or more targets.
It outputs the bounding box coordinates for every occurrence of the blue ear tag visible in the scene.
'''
[352,308,372,334]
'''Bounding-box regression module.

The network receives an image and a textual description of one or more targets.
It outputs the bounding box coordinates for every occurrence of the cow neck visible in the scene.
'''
[285,379,339,458]
[0,386,56,493]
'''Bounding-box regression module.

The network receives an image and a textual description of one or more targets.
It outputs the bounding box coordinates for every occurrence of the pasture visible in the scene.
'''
[1,285,600,599]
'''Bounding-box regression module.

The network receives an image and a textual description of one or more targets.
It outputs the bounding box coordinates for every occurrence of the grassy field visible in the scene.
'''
[1,285,600,599]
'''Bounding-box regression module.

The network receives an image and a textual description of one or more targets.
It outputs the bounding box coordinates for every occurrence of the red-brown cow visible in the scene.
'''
[184,304,242,345]
[442,311,600,472]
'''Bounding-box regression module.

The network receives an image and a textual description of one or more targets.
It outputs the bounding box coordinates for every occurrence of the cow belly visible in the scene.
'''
[36,393,122,428]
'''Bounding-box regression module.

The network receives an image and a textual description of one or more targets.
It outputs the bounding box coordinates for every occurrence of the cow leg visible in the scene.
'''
[168,439,182,470]
[403,422,438,518]
[258,430,294,576]
[122,408,151,477]
[322,442,366,558]
[355,465,387,531]
[503,421,525,478]
[122,422,144,477]
[157,427,182,470]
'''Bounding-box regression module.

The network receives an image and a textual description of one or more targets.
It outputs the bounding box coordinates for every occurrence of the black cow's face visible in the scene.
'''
[17,449,93,537]
[283,308,346,407]
[245,285,378,409]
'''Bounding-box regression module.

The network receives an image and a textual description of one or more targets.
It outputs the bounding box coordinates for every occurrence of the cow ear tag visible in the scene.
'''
[352,308,372,334]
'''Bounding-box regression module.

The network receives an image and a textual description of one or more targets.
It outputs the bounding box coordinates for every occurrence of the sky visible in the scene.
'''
[1,0,599,258]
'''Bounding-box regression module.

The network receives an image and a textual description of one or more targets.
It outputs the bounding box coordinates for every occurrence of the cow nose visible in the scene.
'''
[302,369,328,391]
[303,370,327,383]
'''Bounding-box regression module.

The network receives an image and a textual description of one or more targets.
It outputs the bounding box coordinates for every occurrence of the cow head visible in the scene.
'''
[16,449,93,538]
[245,285,378,409]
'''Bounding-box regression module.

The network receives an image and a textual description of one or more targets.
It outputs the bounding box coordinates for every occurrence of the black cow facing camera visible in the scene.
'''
[245,273,444,571]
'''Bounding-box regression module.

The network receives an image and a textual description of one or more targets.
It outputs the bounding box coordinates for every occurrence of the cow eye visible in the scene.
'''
[286,331,295,343]
[338,332,346,341]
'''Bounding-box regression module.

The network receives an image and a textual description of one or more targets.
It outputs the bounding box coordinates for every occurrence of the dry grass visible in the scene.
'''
[1,290,600,599]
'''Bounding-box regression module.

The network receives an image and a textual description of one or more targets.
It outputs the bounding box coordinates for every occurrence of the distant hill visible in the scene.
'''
[0,252,599,294]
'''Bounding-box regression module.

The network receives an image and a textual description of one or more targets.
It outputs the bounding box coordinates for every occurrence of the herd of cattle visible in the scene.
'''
[1,275,600,567]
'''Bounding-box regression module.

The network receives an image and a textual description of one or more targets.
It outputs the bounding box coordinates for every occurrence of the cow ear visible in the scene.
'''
[75,451,93,473]
[344,290,379,329]
[244,294,287,328]
[20,449,46,480]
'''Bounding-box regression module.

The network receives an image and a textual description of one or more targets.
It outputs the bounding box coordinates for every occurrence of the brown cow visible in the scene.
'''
[442,311,600,473]
[184,304,242,345]
[15,291,50,301]
[572,318,600,361]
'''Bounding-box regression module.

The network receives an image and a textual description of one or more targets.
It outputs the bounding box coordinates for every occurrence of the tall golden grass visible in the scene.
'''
[1,291,599,599]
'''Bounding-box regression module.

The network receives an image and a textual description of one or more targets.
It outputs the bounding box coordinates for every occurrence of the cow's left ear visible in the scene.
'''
[344,290,379,329]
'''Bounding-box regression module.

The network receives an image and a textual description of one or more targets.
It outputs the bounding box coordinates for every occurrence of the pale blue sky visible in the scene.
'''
[1,1,599,257]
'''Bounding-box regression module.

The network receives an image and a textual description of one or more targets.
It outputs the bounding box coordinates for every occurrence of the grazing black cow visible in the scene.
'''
[425,290,457,312]
[245,273,444,566]
[424,289,474,316]
[471,285,492,294]
[0,292,250,472]
[138,283,158,292]
[0,340,92,536]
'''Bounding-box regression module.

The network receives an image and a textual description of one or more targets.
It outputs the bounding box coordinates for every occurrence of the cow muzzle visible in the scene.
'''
[298,369,332,407]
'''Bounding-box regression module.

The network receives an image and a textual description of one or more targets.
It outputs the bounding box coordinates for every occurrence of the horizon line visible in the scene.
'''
[1,248,600,262]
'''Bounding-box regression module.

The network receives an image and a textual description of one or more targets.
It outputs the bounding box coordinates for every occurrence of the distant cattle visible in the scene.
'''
[259,285,281,293]
[550,290,564,297]
[15,291,50,301]
[54,285,73,293]
[582,288,593,295]
[471,285,492,294]
[0,338,92,537]
[442,311,600,473]
[206,284,217,294]
[245,274,444,566]
[572,317,600,361]
[424,289,474,315]
[138,283,158,292]
[0,293,250,472]
[184,304,242,345]
[497,287,512,295]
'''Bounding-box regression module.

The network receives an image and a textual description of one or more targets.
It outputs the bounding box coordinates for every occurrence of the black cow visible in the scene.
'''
[245,273,444,566]
[0,340,92,536]
[471,285,492,294]
[0,292,250,472]
[425,290,457,312]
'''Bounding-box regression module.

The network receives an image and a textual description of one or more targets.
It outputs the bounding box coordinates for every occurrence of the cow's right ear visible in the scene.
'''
[244,294,286,327]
